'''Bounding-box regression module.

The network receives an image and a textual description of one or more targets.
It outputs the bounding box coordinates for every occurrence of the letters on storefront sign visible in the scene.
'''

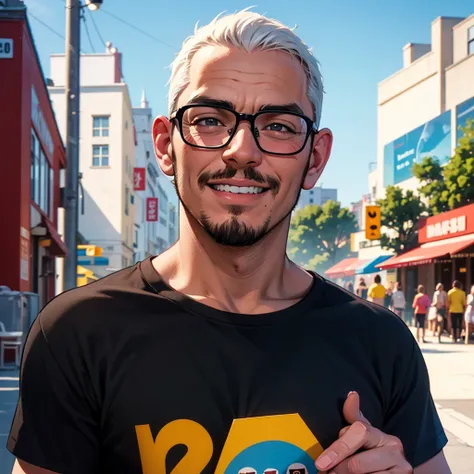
[426,215,466,239]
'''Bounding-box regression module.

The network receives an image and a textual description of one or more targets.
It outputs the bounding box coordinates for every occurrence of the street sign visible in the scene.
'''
[146,197,158,222]
[0,39,13,59]
[133,167,146,191]
[365,205,381,240]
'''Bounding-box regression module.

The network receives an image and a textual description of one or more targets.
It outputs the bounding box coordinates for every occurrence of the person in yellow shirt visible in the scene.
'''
[368,274,386,306]
[448,280,466,343]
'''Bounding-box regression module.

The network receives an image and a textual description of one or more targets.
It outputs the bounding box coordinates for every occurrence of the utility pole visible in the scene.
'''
[63,0,81,290]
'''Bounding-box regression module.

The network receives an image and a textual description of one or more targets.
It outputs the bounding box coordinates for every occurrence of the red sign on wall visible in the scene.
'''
[419,203,474,243]
[133,167,146,191]
[146,197,158,222]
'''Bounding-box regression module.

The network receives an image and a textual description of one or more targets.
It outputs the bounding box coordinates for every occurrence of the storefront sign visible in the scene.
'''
[0,38,13,59]
[146,197,158,222]
[419,203,474,243]
[20,235,29,282]
[31,86,54,157]
[133,167,146,191]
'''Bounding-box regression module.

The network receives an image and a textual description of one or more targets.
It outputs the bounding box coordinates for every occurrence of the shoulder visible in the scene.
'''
[319,278,412,342]
[38,262,164,340]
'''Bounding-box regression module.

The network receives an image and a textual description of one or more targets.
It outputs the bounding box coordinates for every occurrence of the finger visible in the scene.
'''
[328,444,408,474]
[343,391,371,426]
[316,422,384,471]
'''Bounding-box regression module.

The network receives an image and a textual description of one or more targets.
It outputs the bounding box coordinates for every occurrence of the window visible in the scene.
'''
[125,186,129,216]
[469,26,474,55]
[92,145,109,167]
[93,116,109,137]
[309,199,313,204]
[30,132,40,204]
[49,167,54,217]
[134,230,138,248]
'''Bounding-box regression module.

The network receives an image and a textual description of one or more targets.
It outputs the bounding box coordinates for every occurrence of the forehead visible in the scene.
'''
[177,45,313,116]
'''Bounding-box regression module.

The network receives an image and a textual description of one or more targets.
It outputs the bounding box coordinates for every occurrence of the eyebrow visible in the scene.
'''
[186,94,306,116]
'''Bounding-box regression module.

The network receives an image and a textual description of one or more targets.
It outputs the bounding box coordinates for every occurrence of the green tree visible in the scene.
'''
[377,186,428,255]
[413,120,474,214]
[288,200,357,269]
[412,156,449,215]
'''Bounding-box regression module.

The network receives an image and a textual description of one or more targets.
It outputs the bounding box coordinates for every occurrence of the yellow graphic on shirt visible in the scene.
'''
[135,414,323,474]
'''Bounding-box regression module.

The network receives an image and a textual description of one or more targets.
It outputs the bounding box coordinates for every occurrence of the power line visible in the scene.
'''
[87,8,106,47]
[99,8,177,51]
[28,11,65,40]
[81,13,96,53]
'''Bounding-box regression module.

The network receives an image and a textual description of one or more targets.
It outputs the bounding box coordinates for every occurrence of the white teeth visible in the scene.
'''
[212,184,265,194]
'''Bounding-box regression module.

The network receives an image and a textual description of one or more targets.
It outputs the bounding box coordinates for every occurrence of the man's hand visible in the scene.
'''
[315,391,413,473]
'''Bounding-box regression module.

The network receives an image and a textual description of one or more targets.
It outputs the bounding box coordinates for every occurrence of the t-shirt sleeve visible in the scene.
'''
[382,332,447,468]
[7,311,100,473]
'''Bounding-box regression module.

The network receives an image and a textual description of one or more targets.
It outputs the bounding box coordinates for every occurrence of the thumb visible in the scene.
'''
[343,391,371,426]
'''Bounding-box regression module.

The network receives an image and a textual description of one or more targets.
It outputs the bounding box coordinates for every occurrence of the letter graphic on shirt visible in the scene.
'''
[135,419,213,474]
[135,413,323,474]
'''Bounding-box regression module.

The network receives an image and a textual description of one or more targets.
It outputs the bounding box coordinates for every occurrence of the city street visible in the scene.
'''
[0,332,472,473]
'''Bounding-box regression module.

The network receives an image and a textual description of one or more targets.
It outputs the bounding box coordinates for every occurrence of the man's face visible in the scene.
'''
[154,46,332,246]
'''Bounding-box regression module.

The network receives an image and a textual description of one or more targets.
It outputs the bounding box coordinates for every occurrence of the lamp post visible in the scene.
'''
[63,0,102,290]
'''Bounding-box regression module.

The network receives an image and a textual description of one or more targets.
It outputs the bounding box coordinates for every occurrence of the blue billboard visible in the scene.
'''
[456,95,474,143]
[383,110,452,186]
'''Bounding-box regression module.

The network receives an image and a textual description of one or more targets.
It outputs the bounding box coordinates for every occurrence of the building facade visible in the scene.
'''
[48,43,136,283]
[295,186,338,210]
[132,91,178,262]
[0,3,67,309]
[376,14,474,199]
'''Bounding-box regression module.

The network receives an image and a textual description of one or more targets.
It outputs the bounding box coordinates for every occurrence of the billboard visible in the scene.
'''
[456,95,474,143]
[383,110,451,186]
[146,197,158,222]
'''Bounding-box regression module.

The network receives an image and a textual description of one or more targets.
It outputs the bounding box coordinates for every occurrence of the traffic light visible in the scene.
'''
[365,205,381,240]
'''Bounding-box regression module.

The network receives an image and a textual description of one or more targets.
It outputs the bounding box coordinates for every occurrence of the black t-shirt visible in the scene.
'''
[8,257,447,473]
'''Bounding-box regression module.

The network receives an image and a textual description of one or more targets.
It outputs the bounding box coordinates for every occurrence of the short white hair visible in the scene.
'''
[168,9,324,128]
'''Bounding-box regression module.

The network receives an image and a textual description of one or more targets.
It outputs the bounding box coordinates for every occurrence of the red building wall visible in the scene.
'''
[0,13,65,297]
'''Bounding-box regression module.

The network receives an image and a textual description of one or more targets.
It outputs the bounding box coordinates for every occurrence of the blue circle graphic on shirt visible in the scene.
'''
[224,440,318,473]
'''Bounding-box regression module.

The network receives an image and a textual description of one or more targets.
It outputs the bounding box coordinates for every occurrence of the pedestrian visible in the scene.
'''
[367,274,386,306]
[344,281,354,293]
[356,276,368,299]
[384,281,394,308]
[413,285,431,343]
[465,285,474,344]
[8,10,448,474]
[431,283,448,343]
[391,282,406,321]
[448,280,466,343]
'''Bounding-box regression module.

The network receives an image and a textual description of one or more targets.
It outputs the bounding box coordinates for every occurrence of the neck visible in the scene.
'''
[153,205,312,313]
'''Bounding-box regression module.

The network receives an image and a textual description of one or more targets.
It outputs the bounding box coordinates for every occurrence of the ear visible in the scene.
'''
[152,116,174,177]
[302,128,333,190]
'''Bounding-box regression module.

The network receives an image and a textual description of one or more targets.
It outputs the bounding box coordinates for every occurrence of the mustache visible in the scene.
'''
[198,167,281,195]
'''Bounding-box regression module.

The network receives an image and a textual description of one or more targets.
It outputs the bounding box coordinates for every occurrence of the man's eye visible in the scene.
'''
[195,117,223,126]
[266,123,294,133]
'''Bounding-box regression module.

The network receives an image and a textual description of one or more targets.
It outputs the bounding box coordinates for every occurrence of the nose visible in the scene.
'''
[221,123,263,169]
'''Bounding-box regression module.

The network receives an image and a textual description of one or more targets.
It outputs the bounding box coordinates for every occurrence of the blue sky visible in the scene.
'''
[25,0,474,206]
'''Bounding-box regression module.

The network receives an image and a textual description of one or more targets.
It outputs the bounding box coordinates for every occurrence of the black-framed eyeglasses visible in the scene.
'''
[170,104,318,156]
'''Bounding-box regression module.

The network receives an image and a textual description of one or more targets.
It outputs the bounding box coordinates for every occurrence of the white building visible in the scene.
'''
[132,91,178,262]
[375,14,474,199]
[49,42,136,281]
[295,186,338,210]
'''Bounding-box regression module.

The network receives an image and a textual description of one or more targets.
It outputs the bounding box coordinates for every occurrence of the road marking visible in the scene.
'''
[0,377,19,382]
[0,388,18,392]
[437,404,474,447]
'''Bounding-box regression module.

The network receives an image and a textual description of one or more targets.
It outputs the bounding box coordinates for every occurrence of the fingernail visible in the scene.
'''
[347,390,356,398]
[316,451,338,469]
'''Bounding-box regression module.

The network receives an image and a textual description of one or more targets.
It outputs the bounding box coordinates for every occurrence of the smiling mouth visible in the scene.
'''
[207,184,269,195]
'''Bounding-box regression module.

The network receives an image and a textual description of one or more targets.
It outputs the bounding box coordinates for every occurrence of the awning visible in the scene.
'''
[356,255,393,274]
[325,257,359,279]
[377,234,474,270]
[42,218,68,256]
[343,258,371,276]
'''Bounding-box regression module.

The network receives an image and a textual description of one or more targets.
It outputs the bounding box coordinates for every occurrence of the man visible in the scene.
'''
[448,280,466,343]
[9,10,450,474]
[367,274,386,307]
